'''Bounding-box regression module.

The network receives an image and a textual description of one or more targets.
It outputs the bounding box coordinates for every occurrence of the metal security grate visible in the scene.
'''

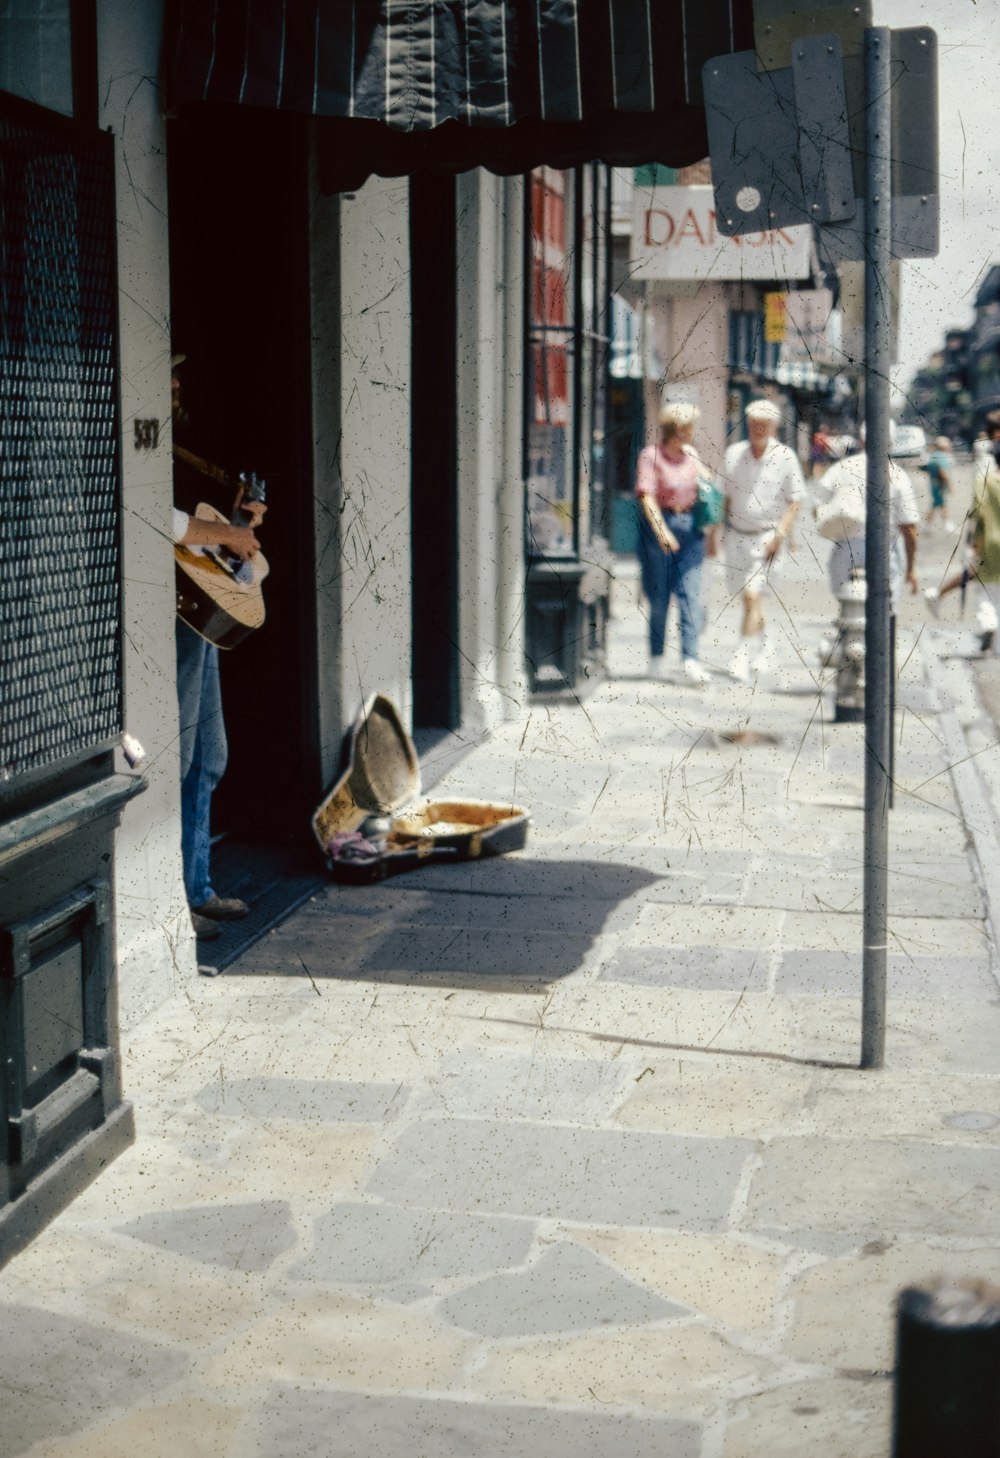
[0,95,122,783]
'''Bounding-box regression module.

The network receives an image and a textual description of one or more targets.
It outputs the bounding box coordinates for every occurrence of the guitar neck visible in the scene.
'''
[173,444,266,518]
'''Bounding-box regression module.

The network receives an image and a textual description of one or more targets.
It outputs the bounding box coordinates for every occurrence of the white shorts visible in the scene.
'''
[724,529,783,597]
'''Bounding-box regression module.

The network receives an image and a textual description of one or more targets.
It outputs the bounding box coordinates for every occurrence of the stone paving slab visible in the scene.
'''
[405,1050,635,1124]
[597,945,769,992]
[117,1199,297,1272]
[233,1387,704,1458]
[470,1322,773,1419]
[722,1377,889,1458]
[776,951,996,998]
[366,1118,754,1231]
[791,997,1000,1075]
[20,1397,244,1458]
[0,1303,191,1456]
[787,1238,1000,1371]
[807,1069,1000,1145]
[438,1240,685,1337]
[291,1200,536,1286]
[612,1054,814,1140]
[744,870,986,919]
[745,1137,1000,1240]
[195,1077,408,1123]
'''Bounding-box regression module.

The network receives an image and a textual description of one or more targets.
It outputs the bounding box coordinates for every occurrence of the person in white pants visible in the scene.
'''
[718,399,804,682]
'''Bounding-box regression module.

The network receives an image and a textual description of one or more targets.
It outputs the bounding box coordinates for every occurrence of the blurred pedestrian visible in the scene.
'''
[969,410,1000,653]
[635,402,710,684]
[814,422,919,606]
[810,424,833,478]
[718,399,804,682]
[922,436,955,533]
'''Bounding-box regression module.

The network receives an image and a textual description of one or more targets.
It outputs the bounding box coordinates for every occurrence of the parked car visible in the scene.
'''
[890,424,927,458]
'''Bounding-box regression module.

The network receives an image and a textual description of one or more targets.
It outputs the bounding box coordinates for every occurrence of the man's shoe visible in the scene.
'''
[647,655,666,679]
[751,639,773,674]
[192,895,250,921]
[728,644,752,683]
[191,912,222,940]
[923,587,941,618]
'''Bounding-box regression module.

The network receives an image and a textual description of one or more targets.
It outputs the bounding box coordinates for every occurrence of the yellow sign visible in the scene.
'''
[764,292,787,343]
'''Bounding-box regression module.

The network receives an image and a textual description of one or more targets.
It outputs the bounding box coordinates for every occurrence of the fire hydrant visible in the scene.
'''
[818,571,866,722]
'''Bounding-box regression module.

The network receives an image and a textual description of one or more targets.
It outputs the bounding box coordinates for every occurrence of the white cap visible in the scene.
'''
[745,399,782,422]
[659,401,700,427]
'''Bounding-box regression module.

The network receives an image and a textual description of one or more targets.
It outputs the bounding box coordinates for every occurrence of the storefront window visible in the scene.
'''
[525,163,610,559]
[0,0,74,116]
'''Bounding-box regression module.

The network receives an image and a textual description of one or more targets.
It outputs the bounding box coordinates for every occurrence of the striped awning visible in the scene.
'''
[164,1,755,191]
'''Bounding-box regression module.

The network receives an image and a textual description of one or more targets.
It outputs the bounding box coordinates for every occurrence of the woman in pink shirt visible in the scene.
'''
[635,403,709,683]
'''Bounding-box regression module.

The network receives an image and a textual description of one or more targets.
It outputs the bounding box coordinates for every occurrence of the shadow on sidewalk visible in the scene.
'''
[225,858,665,993]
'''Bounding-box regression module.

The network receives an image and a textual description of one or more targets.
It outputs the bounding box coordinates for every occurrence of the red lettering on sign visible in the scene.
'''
[644,209,676,247]
[772,227,798,246]
[676,209,706,245]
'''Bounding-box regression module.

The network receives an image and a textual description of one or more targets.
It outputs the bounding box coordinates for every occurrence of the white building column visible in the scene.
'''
[99,0,194,1026]
[311,173,412,767]
[645,283,732,473]
[455,171,527,734]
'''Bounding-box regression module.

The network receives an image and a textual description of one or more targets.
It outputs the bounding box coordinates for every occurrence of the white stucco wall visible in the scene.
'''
[311,174,413,757]
[99,0,194,1025]
[644,284,731,475]
[455,171,528,733]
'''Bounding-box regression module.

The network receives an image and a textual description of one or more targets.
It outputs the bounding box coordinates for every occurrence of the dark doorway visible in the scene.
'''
[409,173,460,732]
[167,108,319,838]
[167,109,326,963]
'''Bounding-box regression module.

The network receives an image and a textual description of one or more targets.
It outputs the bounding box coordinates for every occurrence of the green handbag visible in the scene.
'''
[692,475,724,532]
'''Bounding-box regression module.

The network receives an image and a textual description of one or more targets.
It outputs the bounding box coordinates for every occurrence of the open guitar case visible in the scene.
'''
[312,695,529,884]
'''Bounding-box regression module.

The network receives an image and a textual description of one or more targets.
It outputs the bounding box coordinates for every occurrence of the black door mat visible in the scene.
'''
[196,836,326,975]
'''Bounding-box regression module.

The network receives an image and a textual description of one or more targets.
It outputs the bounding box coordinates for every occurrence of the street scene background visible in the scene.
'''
[3,456,999,1458]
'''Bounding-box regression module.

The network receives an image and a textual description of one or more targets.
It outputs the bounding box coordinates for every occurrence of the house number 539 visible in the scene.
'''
[134,418,160,450]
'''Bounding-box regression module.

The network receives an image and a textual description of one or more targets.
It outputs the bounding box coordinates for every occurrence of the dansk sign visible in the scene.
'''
[630,186,812,282]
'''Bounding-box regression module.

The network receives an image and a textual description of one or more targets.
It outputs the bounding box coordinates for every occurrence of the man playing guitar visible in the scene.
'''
[171,355,264,942]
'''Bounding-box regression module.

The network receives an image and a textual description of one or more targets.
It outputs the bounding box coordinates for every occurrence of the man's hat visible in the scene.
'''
[745,399,781,422]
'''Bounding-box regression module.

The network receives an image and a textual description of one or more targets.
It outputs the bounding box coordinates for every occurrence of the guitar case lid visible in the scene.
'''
[311,693,529,882]
[313,694,419,841]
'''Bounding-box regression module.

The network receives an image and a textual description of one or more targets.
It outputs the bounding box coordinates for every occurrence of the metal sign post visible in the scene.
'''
[860,27,892,1069]
[703,18,939,1070]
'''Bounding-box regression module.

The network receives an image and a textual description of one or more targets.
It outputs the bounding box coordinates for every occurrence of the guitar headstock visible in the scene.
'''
[238,471,267,505]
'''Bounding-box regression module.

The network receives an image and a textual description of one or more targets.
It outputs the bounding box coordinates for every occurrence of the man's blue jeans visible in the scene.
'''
[176,620,228,907]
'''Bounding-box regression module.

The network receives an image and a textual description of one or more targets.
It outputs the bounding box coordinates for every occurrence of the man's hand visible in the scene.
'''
[241,502,267,528]
[705,526,722,558]
[224,525,260,560]
[658,530,679,554]
[762,531,785,563]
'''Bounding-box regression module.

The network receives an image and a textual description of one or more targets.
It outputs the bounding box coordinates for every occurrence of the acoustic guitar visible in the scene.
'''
[174,447,269,650]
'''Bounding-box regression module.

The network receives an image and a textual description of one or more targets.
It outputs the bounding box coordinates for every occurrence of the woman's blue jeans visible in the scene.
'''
[176,619,228,907]
[638,509,706,661]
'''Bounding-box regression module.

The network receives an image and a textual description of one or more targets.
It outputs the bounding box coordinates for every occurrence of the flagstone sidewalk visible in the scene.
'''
[3,526,999,1458]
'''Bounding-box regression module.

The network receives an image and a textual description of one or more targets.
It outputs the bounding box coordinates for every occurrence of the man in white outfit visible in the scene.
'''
[718,399,805,681]
[813,424,919,607]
